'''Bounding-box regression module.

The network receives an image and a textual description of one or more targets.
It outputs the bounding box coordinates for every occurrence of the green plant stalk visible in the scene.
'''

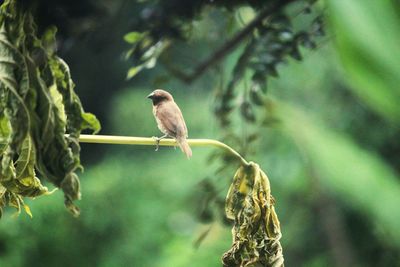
[78,134,249,165]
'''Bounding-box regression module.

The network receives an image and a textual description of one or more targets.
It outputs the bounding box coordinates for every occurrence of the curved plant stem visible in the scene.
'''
[78,134,249,165]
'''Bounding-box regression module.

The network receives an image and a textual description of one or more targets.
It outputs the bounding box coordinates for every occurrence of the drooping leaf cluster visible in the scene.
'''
[0,0,100,218]
[223,162,283,267]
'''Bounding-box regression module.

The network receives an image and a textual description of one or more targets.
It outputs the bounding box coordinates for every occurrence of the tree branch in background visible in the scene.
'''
[162,0,295,83]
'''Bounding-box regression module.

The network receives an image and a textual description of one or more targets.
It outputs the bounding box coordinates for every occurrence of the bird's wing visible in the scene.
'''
[156,101,187,137]
[177,106,188,137]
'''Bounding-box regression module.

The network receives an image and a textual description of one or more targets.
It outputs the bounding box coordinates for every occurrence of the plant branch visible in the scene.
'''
[162,0,295,83]
[78,134,249,165]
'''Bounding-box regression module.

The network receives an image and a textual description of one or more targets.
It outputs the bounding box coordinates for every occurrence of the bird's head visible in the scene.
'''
[147,89,174,105]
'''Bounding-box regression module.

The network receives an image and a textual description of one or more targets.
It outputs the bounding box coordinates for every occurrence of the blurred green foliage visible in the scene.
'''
[0,0,400,267]
[327,0,400,123]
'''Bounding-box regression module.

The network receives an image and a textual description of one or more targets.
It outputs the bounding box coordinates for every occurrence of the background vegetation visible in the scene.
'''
[0,0,399,266]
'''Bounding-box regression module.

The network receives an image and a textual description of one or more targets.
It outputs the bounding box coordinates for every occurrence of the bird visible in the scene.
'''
[147,89,192,158]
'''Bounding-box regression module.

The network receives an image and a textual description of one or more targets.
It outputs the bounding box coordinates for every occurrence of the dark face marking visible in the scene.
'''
[150,95,167,105]
[147,89,173,105]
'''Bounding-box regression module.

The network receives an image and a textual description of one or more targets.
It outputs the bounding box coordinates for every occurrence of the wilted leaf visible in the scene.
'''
[23,204,32,218]
[82,112,101,134]
[223,162,283,267]
[0,0,100,217]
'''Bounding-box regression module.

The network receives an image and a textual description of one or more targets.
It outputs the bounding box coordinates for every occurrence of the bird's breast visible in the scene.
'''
[153,106,168,134]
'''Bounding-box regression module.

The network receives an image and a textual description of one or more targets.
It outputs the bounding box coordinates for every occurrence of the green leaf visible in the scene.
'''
[123,31,145,44]
[41,26,57,55]
[49,83,66,122]
[144,57,156,69]
[23,204,32,218]
[14,135,34,180]
[127,65,143,79]
[81,112,101,134]
[0,114,10,154]
[3,135,49,196]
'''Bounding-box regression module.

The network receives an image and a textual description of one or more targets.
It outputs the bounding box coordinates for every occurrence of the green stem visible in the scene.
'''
[78,134,249,165]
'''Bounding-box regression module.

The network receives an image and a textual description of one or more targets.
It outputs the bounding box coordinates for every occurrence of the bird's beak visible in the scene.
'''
[147,92,154,99]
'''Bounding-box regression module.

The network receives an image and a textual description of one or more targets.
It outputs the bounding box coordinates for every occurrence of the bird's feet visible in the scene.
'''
[152,134,169,151]
[152,136,161,151]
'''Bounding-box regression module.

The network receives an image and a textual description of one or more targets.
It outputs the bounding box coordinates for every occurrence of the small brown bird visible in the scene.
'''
[147,89,192,158]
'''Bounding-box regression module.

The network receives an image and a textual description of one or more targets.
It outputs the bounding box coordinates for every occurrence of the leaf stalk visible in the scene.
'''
[77,134,249,165]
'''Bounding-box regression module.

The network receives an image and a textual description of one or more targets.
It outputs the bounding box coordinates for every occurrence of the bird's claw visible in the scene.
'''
[152,136,161,151]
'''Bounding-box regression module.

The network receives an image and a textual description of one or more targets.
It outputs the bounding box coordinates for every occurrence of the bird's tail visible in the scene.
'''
[177,137,192,159]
